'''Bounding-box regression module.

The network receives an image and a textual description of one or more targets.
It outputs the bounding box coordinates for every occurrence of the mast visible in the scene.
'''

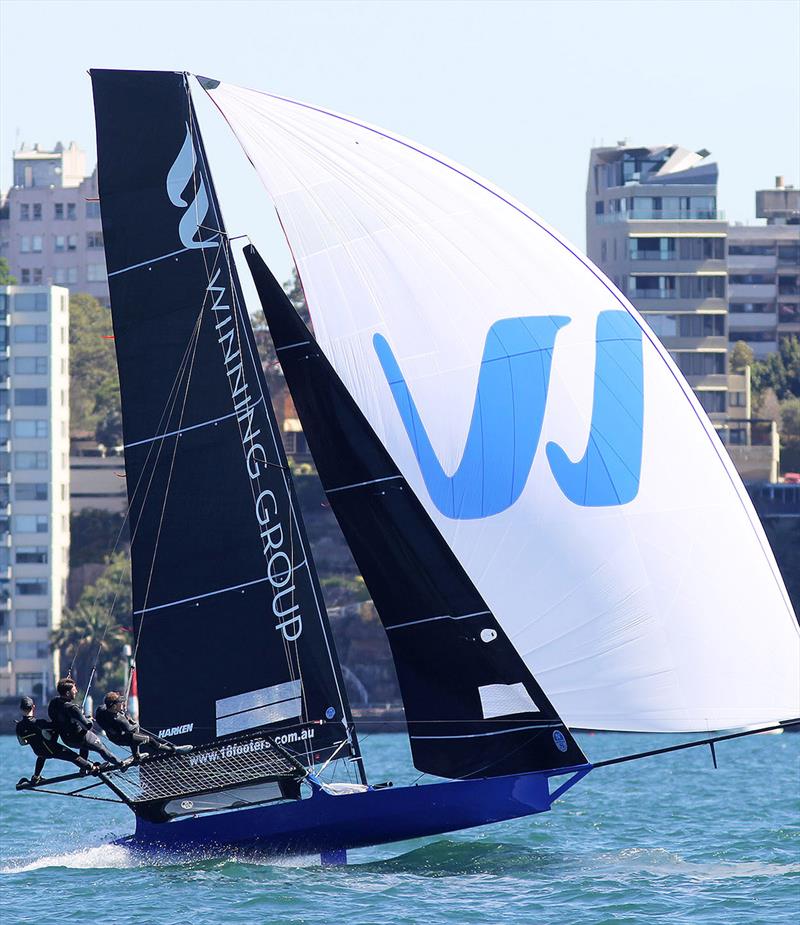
[245,245,586,781]
[90,70,361,777]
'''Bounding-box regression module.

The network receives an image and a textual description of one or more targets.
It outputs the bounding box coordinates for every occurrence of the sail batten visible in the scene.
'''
[209,79,799,732]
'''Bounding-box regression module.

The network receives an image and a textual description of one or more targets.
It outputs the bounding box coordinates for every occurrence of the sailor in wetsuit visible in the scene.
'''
[48,678,120,768]
[16,696,97,784]
[95,691,188,763]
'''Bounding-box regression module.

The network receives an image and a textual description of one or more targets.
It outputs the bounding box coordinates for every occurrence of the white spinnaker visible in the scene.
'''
[206,80,800,732]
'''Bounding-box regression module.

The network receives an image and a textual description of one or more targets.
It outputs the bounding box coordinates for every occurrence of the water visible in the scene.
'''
[1,731,798,924]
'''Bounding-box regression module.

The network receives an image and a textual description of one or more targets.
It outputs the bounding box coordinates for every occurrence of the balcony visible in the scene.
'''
[727,255,777,271]
[728,283,777,300]
[597,210,725,224]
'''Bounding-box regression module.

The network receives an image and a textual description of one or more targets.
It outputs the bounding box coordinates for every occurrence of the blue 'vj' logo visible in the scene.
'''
[373,311,643,519]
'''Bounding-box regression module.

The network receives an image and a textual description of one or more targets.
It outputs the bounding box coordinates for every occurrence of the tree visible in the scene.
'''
[0,257,16,285]
[730,340,754,373]
[781,396,800,440]
[71,508,128,567]
[69,293,121,441]
[751,336,800,402]
[52,552,132,692]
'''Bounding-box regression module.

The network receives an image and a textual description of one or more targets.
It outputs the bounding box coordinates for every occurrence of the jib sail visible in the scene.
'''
[91,69,358,768]
[246,246,586,780]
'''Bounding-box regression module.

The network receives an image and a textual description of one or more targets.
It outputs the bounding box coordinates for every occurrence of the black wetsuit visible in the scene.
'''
[15,716,93,778]
[95,705,174,760]
[48,695,118,765]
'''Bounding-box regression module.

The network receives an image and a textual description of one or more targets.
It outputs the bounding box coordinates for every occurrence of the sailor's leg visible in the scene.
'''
[81,730,120,766]
[32,756,46,781]
[52,743,94,772]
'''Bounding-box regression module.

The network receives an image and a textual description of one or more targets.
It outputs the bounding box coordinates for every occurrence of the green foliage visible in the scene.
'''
[321,575,370,606]
[751,336,800,402]
[52,553,132,692]
[729,340,754,373]
[0,257,16,285]
[70,293,122,443]
[70,508,128,567]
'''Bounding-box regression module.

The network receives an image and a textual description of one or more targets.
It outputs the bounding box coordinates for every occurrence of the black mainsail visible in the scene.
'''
[91,70,358,771]
[245,246,586,780]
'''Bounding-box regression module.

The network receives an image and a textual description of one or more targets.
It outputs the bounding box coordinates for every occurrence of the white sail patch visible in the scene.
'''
[479,683,539,719]
[215,680,303,736]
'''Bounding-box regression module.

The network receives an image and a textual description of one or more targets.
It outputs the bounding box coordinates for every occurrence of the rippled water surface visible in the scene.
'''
[1,731,798,924]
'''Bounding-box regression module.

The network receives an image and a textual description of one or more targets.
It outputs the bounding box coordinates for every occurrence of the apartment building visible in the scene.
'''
[587,144,729,422]
[0,286,70,699]
[0,142,108,305]
[727,178,800,356]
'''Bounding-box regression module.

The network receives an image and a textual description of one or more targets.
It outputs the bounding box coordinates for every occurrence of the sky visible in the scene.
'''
[1,0,798,282]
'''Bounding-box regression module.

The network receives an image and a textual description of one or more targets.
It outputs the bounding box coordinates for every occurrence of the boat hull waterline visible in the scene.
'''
[122,767,590,856]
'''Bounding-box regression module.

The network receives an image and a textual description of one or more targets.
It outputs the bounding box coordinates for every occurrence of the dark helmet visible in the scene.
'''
[19,695,34,712]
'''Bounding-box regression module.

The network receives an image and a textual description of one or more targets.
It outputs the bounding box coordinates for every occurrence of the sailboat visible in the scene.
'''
[17,69,799,863]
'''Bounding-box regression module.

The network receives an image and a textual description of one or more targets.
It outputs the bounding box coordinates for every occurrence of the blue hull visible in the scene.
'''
[127,767,590,856]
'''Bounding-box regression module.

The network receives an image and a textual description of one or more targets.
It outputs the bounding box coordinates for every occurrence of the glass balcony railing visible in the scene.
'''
[597,210,725,223]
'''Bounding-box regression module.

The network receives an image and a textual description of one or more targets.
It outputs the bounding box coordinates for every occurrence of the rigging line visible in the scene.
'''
[591,720,800,769]
[125,258,217,688]
[189,91,354,774]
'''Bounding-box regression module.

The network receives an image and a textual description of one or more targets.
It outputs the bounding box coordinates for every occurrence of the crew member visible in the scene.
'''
[48,678,120,767]
[16,696,96,784]
[96,691,188,762]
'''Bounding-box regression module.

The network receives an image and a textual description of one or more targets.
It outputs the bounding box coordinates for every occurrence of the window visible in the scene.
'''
[16,673,47,697]
[13,514,48,533]
[87,231,104,249]
[66,203,76,221]
[16,547,48,565]
[15,641,50,658]
[729,274,774,285]
[14,357,47,376]
[778,244,800,264]
[729,391,746,407]
[728,330,776,344]
[15,609,48,627]
[14,389,48,406]
[55,203,64,220]
[728,243,775,256]
[678,276,725,299]
[86,201,101,218]
[15,483,47,501]
[13,452,48,470]
[643,314,678,337]
[14,420,48,438]
[87,264,105,282]
[31,235,43,253]
[678,314,725,337]
[55,235,66,252]
[594,201,605,216]
[0,643,9,664]
[13,293,48,311]
[778,275,799,295]
[32,203,42,221]
[680,238,725,260]
[20,269,30,284]
[20,203,30,221]
[32,268,43,285]
[67,234,78,251]
[13,325,47,343]
[779,303,800,323]
[696,391,726,413]
[729,302,771,314]
[673,352,726,376]
[630,237,675,261]
[20,236,30,253]
[56,266,79,285]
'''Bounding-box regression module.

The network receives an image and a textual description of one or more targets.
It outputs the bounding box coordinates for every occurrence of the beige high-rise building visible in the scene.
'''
[0,285,70,699]
[0,142,108,305]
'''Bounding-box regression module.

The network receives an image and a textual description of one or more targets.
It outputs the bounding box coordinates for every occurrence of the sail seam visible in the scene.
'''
[124,396,266,448]
[276,340,311,352]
